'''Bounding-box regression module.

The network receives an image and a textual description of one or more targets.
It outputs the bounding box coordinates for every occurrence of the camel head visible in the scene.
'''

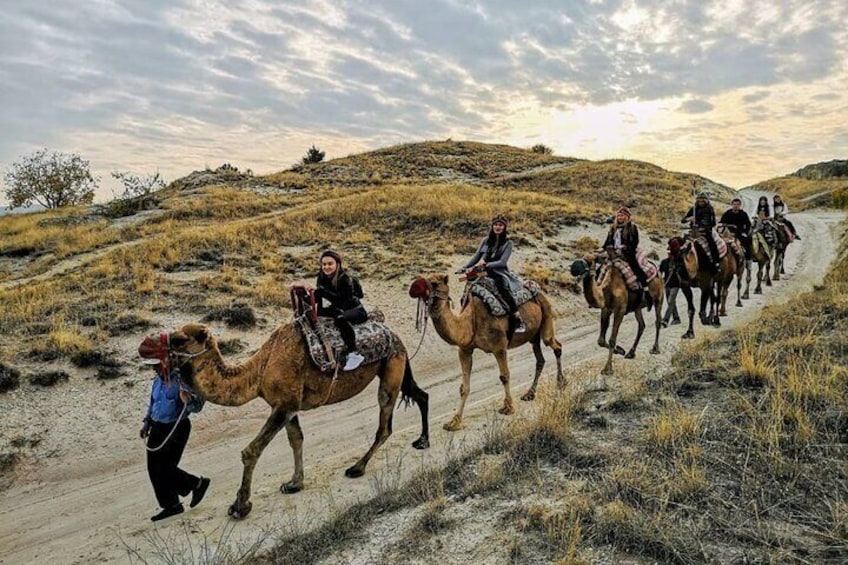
[169,323,216,359]
[570,254,597,279]
[408,273,450,301]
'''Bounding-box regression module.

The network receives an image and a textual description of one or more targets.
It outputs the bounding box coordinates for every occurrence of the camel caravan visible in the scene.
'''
[144,198,797,520]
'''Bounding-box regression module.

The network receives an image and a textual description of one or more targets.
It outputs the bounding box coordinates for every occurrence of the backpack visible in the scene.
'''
[351,274,364,299]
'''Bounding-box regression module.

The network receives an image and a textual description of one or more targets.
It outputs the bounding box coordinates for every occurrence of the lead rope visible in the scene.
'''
[145,403,188,452]
[408,297,429,361]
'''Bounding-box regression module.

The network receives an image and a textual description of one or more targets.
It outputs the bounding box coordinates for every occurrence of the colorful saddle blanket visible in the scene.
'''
[465,277,540,317]
[294,309,402,373]
[695,230,728,262]
[753,231,775,259]
[607,248,659,291]
[719,235,745,263]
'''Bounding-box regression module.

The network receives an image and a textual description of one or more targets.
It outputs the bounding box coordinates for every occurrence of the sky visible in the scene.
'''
[1,0,846,205]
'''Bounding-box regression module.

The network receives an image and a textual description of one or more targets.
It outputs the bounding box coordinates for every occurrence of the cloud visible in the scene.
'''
[678,99,714,114]
[1,0,847,200]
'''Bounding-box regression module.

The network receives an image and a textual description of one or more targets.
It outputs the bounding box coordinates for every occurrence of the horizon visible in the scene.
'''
[2,1,847,206]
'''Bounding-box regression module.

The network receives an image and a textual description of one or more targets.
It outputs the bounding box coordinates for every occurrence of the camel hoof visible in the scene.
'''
[650,346,660,354]
[624,351,636,359]
[520,390,536,401]
[601,367,613,376]
[443,416,463,432]
[766,281,772,286]
[228,501,252,520]
[682,331,695,339]
[736,302,743,307]
[720,312,728,317]
[412,436,430,450]
[598,340,608,349]
[614,345,626,356]
[742,292,749,300]
[280,481,302,494]
[345,466,365,478]
[498,404,515,416]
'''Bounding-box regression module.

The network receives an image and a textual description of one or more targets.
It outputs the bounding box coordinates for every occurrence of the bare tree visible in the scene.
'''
[4,149,98,209]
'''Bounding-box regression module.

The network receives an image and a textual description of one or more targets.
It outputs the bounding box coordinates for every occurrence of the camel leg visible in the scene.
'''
[521,338,544,401]
[539,308,565,389]
[444,349,473,431]
[755,263,763,293]
[651,292,662,354]
[598,309,611,349]
[547,336,564,389]
[602,310,624,375]
[494,349,514,416]
[681,286,695,339]
[626,307,646,359]
[230,407,290,519]
[280,415,304,494]
[346,366,401,478]
[742,260,751,299]
[735,268,743,307]
[765,260,772,286]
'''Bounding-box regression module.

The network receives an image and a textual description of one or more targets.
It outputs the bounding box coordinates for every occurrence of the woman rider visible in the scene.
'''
[294,250,367,371]
[459,215,526,333]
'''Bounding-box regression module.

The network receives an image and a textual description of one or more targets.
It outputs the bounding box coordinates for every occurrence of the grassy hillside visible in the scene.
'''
[0,141,737,371]
[749,177,848,211]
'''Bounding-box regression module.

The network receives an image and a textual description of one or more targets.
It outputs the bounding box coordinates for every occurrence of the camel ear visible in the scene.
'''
[442,274,449,285]
[195,327,209,344]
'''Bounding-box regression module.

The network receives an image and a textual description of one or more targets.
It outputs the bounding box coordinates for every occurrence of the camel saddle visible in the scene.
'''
[694,229,728,263]
[463,277,540,317]
[719,234,745,264]
[294,309,402,373]
[604,248,659,292]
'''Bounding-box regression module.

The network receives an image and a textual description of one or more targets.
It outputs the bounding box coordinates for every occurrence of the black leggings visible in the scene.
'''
[625,253,649,284]
[147,419,198,508]
[492,275,519,314]
[320,305,367,351]
[701,229,720,262]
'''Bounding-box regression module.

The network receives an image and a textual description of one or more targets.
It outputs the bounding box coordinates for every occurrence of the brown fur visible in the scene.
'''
[169,322,429,519]
[414,274,563,431]
[579,254,663,377]
[681,235,740,323]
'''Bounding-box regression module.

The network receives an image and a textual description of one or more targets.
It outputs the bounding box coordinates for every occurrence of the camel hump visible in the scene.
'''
[465,278,540,317]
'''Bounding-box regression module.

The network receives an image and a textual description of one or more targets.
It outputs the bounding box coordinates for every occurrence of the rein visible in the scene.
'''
[145,403,188,452]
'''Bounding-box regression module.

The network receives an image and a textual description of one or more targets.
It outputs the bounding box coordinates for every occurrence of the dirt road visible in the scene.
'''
[0,203,842,564]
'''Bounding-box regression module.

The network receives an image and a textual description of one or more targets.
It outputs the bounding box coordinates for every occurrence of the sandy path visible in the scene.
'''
[0,202,841,564]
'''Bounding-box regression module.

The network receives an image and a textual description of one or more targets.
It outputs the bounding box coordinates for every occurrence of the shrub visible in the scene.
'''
[29,371,70,387]
[0,363,21,393]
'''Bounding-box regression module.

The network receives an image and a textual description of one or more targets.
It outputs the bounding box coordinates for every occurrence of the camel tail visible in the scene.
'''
[534,290,556,320]
[400,358,427,408]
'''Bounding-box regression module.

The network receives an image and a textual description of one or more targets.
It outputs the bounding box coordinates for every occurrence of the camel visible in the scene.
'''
[772,217,793,280]
[742,224,775,298]
[677,230,739,325]
[407,273,563,431]
[571,251,663,376]
[167,322,430,519]
[716,224,747,311]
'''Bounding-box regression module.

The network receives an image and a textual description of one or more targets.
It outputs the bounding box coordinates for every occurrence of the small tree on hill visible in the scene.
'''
[302,145,325,164]
[4,149,98,209]
[111,170,165,200]
[531,144,553,155]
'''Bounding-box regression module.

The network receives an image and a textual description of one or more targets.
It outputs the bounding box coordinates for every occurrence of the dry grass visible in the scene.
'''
[750,176,848,210]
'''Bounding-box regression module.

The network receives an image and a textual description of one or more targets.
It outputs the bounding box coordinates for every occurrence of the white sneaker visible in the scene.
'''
[343,352,365,371]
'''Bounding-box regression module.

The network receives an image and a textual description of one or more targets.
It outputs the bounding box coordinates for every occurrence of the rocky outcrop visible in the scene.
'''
[792,160,848,180]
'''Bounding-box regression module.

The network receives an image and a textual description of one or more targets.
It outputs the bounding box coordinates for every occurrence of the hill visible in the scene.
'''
[747,158,848,210]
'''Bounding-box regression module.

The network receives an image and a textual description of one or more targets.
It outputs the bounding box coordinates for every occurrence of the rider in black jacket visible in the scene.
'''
[682,192,720,271]
[720,198,753,260]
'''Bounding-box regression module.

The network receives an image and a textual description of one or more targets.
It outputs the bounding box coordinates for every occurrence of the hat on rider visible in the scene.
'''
[491,214,508,228]
[616,206,631,219]
[696,192,710,200]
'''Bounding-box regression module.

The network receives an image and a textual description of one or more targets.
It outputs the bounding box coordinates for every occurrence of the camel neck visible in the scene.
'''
[429,295,472,348]
[189,344,263,406]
